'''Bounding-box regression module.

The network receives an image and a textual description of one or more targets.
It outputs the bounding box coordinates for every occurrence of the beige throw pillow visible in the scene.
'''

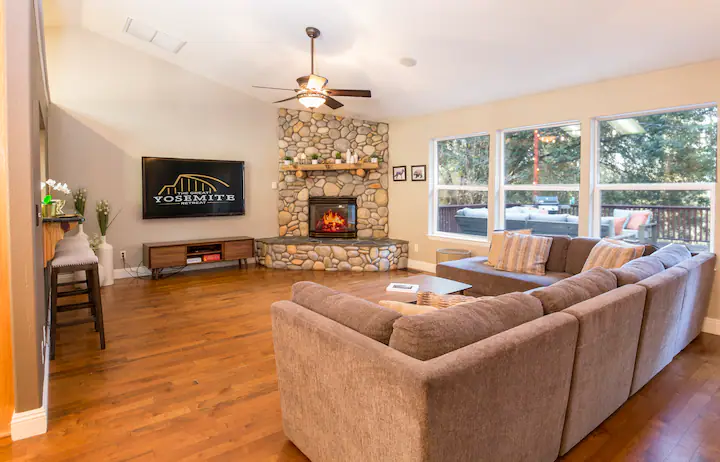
[495,233,553,275]
[379,300,437,315]
[487,229,532,266]
[581,238,644,272]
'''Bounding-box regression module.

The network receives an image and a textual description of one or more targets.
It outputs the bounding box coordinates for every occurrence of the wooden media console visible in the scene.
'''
[143,236,254,279]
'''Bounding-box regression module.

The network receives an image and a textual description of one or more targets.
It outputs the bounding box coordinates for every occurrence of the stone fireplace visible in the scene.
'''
[275,109,389,239]
[258,109,408,272]
[309,197,357,239]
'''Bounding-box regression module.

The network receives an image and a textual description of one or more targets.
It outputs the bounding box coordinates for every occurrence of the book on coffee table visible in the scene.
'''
[386,283,420,293]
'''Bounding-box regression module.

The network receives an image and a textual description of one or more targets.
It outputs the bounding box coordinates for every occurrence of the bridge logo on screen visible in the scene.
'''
[153,174,236,206]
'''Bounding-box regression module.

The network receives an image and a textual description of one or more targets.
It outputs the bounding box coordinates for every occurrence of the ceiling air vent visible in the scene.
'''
[123,17,187,54]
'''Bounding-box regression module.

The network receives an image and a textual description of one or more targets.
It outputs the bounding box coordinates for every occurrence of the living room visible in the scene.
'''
[1,0,720,460]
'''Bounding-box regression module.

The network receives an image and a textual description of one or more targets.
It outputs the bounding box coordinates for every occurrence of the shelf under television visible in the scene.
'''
[280,162,380,172]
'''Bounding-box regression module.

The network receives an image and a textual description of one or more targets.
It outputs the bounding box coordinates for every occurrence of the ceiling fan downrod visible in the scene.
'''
[306,27,320,75]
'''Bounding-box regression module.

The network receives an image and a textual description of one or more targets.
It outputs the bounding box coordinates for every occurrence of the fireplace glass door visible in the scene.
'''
[309,197,357,238]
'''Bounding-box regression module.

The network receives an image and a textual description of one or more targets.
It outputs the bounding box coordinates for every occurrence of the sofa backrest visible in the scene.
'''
[631,266,689,395]
[545,235,572,273]
[529,267,617,315]
[673,253,716,354]
[389,292,543,360]
[559,284,647,455]
[565,237,601,274]
[291,281,401,344]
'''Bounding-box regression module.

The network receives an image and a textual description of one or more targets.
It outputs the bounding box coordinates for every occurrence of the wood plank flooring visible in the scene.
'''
[0,265,719,461]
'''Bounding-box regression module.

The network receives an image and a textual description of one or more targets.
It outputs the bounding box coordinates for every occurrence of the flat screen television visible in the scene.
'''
[142,157,245,219]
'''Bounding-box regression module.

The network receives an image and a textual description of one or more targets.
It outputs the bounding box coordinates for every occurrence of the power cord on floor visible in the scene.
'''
[121,254,187,280]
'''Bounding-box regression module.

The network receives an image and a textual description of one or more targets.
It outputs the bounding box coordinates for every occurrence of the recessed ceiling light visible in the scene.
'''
[399,57,417,67]
[123,17,187,54]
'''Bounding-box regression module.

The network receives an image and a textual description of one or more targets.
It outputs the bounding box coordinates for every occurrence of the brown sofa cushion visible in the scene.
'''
[437,256,570,297]
[544,235,572,273]
[610,255,665,286]
[650,243,692,268]
[292,281,401,344]
[530,267,617,314]
[389,292,543,360]
[564,237,600,274]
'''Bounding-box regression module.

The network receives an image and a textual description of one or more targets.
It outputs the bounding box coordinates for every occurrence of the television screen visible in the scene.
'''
[142,157,245,219]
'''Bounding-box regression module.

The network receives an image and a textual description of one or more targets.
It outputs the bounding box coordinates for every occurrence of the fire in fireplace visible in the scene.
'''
[309,197,357,238]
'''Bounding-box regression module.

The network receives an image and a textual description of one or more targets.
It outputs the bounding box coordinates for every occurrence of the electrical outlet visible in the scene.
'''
[120,250,127,260]
[414,243,419,252]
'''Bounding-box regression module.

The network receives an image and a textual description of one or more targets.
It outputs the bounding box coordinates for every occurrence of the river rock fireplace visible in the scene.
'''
[309,197,357,238]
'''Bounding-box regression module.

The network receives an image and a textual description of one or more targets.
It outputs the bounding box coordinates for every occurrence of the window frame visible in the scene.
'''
[429,132,491,242]
[497,120,582,230]
[591,103,717,251]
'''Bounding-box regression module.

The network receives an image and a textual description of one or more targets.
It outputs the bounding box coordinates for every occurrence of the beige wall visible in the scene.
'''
[389,59,720,321]
[45,28,278,270]
[6,0,48,412]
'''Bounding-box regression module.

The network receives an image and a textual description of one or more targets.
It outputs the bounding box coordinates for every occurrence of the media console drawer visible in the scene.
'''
[224,240,253,260]
[148,245,186,268]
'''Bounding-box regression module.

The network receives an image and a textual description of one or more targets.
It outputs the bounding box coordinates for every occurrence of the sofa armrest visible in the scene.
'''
[271,300,429,462]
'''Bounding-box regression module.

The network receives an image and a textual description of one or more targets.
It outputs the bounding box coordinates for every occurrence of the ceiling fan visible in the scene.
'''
[253,27,371,110]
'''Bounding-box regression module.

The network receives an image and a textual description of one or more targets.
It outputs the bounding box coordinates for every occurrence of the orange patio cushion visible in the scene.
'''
[626,211,651,230]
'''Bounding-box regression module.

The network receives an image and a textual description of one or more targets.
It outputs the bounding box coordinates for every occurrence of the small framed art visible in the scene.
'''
[411,165,426,181]
[393,166,407,181]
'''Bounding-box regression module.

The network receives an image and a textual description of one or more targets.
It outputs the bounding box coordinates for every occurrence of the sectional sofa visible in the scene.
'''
[454,207,658,243]
[271,239,715,462]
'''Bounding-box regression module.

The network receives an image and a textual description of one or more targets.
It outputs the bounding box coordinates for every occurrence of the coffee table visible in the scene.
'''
[339,274,472,304]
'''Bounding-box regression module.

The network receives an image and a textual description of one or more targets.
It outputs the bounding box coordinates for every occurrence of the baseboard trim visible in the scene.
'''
[114,258,256,280]
[10,338,49,441]
[408,259,436,274]
[703,317,720,336]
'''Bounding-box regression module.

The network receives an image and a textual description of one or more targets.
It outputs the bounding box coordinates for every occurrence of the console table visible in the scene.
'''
[143,236,254,280]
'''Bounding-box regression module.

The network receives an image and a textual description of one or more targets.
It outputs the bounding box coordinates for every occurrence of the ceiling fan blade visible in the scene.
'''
[273,96,298,104]
[325,89,371,98]
[253,85,297,92]
[324,96,344,110]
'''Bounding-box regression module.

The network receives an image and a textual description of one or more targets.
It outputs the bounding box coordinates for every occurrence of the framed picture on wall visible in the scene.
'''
[393,166,407,181]
[411,165,426,181]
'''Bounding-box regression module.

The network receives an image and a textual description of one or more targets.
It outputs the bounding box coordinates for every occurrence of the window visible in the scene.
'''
[595,105,717,251]
[501,123,582,235]
[432,134,490,238]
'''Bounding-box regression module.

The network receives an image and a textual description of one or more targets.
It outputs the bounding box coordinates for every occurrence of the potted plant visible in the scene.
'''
[283,156,293,166]
[334,152,343,164]
[370,153,380,164]
[41,179,71,217]
[311,154,320,165]
[72,187,89,240]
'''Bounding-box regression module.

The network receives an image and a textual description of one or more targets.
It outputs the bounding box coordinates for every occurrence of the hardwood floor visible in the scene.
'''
[0,265,718,461]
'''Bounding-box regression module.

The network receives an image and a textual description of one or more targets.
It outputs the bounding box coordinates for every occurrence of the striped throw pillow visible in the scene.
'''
[495,233,553,275]
[582,238,644,272]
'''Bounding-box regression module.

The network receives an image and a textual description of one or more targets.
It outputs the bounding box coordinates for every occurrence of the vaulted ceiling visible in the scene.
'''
[44,0,720,120]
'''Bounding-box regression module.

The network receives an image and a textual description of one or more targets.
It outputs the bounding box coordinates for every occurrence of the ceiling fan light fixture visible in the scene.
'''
[298,93,326,109]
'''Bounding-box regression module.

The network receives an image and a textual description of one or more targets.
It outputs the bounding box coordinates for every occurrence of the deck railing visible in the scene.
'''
[438,203,711,245]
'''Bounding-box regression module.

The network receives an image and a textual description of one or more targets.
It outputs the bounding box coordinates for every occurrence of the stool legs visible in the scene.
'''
[88,264,106,350]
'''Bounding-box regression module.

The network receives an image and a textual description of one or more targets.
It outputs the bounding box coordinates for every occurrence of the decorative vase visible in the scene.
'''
[97,235,114,287]
[55,199,66,215]
[75,222,89,241]
[335,159,342,164]
[311,159,318,165]
[41,202,57,217]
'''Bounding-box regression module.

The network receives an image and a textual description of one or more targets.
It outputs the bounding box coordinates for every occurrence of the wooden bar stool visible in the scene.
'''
[50,245,106,360]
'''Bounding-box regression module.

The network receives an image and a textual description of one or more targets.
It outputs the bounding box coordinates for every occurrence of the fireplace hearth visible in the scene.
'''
[309,197,357,238]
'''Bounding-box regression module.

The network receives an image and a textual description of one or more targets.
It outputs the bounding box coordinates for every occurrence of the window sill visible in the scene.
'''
[427,233,491,247]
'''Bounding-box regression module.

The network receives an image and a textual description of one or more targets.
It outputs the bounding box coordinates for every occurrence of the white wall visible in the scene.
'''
[389,59,720,321]
[46,28,278,269]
